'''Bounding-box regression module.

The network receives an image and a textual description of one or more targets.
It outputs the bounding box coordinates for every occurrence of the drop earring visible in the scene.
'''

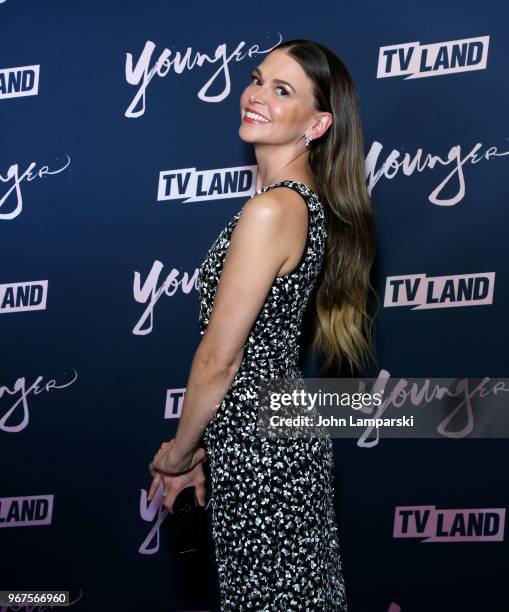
[304,134,313,147]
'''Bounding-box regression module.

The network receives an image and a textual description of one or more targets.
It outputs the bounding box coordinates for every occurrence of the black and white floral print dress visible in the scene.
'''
[198,180,348,611]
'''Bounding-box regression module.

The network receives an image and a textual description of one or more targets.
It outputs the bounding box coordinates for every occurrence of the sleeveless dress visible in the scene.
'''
[197,180,348,611]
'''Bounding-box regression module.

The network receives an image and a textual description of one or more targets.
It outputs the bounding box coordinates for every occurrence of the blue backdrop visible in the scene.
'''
[1,1,508,610]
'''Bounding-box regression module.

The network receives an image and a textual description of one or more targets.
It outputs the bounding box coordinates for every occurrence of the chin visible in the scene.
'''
[238,125,258,143]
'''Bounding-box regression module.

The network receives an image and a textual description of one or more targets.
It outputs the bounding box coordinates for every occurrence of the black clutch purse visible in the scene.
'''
[170,486,206,554]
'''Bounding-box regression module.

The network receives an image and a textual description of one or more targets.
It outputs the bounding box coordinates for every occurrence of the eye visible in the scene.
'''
[250,73,289,96]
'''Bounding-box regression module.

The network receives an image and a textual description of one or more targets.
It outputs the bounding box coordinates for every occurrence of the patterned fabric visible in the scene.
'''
[198,180,348,611]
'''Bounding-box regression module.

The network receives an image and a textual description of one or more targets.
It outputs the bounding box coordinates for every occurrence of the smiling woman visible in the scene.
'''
[149,38,377,611]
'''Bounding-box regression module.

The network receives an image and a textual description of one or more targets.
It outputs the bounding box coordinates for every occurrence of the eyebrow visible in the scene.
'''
[253,66,296,94]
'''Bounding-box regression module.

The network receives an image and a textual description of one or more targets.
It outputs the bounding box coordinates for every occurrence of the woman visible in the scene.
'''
[148,39,377,610]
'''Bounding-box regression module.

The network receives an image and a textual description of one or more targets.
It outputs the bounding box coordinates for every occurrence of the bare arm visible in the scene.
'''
[170,191,294,461]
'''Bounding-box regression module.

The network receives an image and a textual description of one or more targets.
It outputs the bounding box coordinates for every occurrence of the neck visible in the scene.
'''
[253,145,312,190]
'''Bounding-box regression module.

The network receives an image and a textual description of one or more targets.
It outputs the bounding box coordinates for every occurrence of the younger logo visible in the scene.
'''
[132,261,198,335]
[377,36,489,79]
[138,486,212,554]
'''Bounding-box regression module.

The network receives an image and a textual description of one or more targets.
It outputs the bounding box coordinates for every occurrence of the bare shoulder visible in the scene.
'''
[239,186,308,230]
[231,187,308,277]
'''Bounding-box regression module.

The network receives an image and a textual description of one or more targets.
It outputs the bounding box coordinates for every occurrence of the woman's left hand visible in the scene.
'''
[152,439,207,475]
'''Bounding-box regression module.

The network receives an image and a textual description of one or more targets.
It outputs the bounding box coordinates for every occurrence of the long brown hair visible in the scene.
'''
[274,39,380,376]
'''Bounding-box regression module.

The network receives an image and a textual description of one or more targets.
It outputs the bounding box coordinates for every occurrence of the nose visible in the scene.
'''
[248,84,267,106]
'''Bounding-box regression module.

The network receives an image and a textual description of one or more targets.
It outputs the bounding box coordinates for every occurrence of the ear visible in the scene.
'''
[310,112,333,140]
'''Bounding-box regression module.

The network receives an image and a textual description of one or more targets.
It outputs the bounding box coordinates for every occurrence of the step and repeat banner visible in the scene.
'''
[1,1,508,611]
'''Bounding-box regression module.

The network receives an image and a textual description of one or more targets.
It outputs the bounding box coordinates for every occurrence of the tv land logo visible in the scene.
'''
[0,495,54,528]
[384,272,495,309]
[377,35,489,80]
[394,505,505,542]
[165,387,186,419]
[0,280,48,313]
[0,64,40,100]
[157,164,257,203]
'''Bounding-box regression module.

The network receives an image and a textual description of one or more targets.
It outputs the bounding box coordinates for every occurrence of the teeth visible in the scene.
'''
[246,110,270,123]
